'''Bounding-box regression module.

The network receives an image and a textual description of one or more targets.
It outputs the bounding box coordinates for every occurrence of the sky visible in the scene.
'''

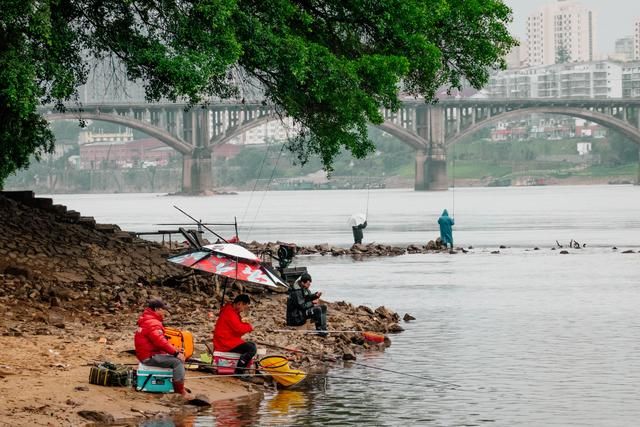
[504,0,640,54]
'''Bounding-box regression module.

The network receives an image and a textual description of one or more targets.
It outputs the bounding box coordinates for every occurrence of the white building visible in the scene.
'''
[612,36,634,62]
[635,18,640,60]
[486,60,623,99]
[622,61,640,97]
[526,0,595,67]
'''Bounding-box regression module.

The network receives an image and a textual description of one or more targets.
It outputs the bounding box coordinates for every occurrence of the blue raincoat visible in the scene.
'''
[437,209,455,248]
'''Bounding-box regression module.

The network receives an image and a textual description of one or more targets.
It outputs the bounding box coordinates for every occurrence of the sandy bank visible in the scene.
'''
[0,192,404,426]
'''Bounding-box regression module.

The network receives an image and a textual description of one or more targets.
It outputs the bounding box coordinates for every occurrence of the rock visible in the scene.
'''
[491,250,500,254]
[560,250,569,254]
[186,394,212,407]
[77,410,114,423]
[73,386,89,392]
[342,348,357,361]
[48,313,65,328]
[3,265,33,279]
[499,245,506,249]
[403,313,416,322]
[387,323,404,333]
[622,249,635,254]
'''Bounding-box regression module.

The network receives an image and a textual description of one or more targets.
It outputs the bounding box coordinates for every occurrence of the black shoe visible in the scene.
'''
[316,331,328,337]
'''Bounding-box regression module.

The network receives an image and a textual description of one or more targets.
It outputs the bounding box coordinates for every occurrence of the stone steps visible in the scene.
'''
[0,191,130,238]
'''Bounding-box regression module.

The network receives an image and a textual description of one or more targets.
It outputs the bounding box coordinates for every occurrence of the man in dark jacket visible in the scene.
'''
[213,294,256,378]
[286,273,328,336]
[134,298,191,397]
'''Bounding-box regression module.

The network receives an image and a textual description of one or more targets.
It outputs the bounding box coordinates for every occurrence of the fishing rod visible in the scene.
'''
[255,341,459,388]
[187,371,447,389]
[269,329,386,343]
[173,205,228,243]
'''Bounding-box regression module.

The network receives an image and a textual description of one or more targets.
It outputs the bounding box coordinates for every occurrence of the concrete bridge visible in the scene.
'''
[41,98,640,192]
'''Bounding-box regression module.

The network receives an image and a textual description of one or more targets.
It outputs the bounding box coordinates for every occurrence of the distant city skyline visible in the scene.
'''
[505,0,640,55]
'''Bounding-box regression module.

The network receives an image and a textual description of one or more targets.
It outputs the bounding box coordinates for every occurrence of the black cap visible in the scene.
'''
[148,298,169,310]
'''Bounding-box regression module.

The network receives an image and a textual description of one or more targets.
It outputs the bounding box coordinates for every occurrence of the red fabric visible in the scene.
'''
[134,308,178,361]
[226,236,239,243]
[213,303,254,352]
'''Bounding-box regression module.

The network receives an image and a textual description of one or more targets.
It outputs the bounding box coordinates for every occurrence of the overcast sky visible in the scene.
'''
[504,0,640,54]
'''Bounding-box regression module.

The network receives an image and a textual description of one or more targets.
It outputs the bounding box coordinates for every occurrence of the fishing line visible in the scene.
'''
[365,157,373,220]
[451,141,456,219]
[246,142,286,240]
[186,372,448,389]
[255,340,459,388]
[240,141,273,228]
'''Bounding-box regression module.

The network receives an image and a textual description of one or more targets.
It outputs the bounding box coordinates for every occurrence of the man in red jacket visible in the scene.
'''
[134,298,190,397]
[213,294,256,379]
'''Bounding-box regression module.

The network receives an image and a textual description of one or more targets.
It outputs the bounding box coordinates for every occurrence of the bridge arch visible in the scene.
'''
[210,115,274,148]
[377,122,428,150]
[44,112,194,155]
[446,107,640,148]
[210,115,428,151]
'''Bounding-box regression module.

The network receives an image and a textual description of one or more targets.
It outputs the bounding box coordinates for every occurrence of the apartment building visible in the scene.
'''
[635,18,640,60]
[527,0,595,66]
[486,61,623,99]
[622,61,640,97]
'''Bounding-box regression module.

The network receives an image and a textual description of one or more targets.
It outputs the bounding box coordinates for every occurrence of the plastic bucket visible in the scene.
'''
[258,355,307,388]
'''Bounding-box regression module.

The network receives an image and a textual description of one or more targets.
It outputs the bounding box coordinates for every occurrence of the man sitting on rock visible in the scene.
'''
[134,298,191,398]
[286,273,328,337]
[213,294,256,380]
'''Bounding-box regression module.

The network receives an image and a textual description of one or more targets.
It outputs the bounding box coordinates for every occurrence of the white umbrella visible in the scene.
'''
[347,213,367,227]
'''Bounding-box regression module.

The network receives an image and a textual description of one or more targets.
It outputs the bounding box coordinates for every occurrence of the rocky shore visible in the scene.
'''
[0,192,405,426]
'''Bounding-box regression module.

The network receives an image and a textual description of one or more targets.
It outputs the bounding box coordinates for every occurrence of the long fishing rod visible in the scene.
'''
[173,205,228,243]
[255,341,459,388]
[187,371,446,389]
[269,329,385,343]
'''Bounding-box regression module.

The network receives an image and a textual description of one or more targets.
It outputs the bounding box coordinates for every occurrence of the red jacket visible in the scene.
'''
[213,303,254,352]
[134,308,177,361]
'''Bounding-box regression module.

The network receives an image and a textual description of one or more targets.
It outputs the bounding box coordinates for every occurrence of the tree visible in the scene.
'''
[556,45,571,64]
[0,0,517,186]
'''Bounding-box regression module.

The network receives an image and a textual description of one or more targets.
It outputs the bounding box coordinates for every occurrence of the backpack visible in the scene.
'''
[88,361,131,387]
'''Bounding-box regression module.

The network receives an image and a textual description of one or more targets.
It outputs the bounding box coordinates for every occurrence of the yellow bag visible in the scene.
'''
[258,355,306,388]
[164,328,194,360]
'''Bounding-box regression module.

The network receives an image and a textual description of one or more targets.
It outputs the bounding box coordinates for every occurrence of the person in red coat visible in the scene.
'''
[213,294,256,378]
[134,298,190,397]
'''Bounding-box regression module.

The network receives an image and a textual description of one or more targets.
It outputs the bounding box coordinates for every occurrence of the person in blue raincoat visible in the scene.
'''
[437,209,455,249]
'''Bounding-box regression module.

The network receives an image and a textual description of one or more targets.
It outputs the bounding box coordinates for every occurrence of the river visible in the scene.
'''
[49,185,640,426]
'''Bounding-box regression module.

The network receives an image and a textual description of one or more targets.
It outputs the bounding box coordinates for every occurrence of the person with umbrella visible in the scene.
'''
[437,209,455,250]
[213,294,257,380]
[134,298,192,398]
[349,213,367,245]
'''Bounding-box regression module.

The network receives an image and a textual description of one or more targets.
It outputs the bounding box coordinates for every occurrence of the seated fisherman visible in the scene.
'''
[286,273,328,337]
[134,298,191,398]
[213,294,256,379]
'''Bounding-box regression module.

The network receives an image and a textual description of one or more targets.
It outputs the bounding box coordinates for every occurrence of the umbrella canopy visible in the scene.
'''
[347,213,367,227]
[167,244,286,288]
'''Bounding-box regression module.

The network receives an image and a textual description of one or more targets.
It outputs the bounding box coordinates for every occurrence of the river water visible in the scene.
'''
[50,185,640,426]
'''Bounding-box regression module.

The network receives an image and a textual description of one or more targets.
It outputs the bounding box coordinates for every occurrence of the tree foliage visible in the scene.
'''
[1,0,516,185]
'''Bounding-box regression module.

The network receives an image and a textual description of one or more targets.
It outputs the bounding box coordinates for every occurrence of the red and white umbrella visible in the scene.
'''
[167,243,286,288]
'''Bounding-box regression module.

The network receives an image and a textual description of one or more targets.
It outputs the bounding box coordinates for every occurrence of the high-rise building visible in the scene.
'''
[634,18,640,60]
[526,0,595,66]
[613,36,634,62]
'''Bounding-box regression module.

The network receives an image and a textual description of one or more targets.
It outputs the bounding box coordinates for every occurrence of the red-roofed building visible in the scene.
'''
[79,138,177,169]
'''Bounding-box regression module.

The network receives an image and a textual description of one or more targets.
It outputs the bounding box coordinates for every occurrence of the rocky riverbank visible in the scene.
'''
[0,192,406,426]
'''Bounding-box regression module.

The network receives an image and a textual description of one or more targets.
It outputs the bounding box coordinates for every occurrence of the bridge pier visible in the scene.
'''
[414,150,428,191]
[182,150,212,194]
